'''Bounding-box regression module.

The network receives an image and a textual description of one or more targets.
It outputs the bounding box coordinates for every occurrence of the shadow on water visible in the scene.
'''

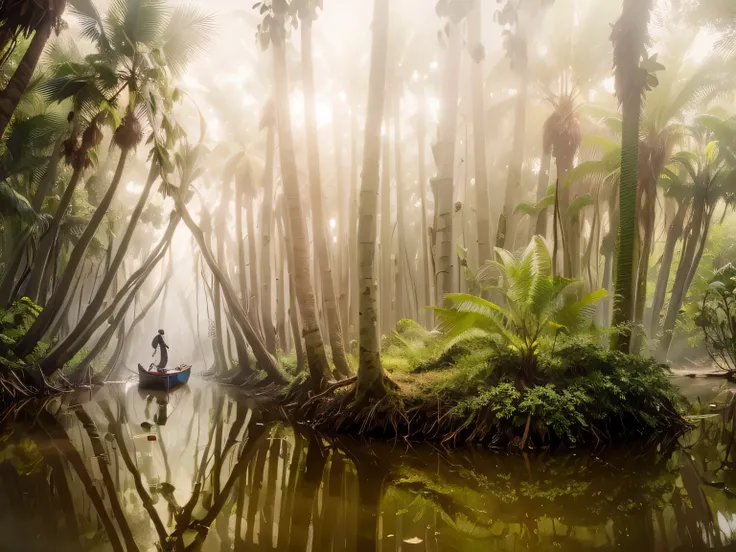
[3,379,736,551]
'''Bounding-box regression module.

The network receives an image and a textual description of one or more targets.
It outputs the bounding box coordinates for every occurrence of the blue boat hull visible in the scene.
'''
[138,364,191,390]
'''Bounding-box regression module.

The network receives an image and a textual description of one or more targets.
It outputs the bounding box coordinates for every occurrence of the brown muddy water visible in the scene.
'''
[1,377,736,552]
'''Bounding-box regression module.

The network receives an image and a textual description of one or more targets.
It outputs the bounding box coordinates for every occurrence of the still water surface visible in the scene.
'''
[1,378,736,551]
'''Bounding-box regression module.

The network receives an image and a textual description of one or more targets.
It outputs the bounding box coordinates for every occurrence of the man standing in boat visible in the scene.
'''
[151,329,169,371]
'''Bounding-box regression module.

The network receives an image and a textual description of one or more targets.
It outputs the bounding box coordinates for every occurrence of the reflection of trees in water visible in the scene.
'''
[5,386,736,550]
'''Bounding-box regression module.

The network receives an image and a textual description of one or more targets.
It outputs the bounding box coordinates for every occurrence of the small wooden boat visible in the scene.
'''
[137,363,192,391]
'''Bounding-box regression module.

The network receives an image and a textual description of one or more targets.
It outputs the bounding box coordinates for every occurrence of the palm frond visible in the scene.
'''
[160,5,214,77]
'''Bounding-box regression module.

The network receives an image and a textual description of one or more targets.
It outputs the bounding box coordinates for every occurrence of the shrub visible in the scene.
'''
[434,238,607,384]
[696,263,736,374]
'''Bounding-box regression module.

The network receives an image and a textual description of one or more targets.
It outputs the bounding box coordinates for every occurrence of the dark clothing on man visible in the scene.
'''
[152,333,169,369]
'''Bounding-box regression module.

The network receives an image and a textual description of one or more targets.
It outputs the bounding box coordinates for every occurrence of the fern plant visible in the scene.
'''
[434,237,607,383]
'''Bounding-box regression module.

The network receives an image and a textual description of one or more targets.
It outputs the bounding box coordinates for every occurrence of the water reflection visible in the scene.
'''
[2,380,736,551]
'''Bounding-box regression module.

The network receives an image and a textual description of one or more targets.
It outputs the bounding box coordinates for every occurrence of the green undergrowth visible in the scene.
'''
[314,321,689,448]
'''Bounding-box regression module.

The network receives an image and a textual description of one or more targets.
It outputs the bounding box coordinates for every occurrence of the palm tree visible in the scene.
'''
[610,0,654,353]
[355,0,390,399]
[657,119,736,360]
[544,90,582,277]
[297,0,352,379]
[0,0,68,138]
[15,0,213,361]
[257,1,332,391]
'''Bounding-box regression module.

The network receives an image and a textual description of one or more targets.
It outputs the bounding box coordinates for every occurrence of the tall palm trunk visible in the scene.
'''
[280,204,306,373]
[246,199,261,333]
[380,101,393,336]
[611,0,652,353]
[37,158,155,373]
[334,112,350,337]
[649,203,686,336]
[416,99,433,323]
[0,5,64,138]
[394,92,408,321]
[271,32,331,390]
[469,0,492,264]
[213,176,232,374]
[15,147,131,359]
[356,0,390,399]
[348,110,360,342]
[260,125,277,354]
[433,22,461,300]
[301,17,351,379]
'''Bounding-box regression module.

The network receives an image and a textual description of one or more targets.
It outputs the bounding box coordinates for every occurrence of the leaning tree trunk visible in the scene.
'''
[21,164,84,304]
[356,0,390,399]
[657,193,705,360]
[469,0,492,265]
[0,5,64,138]
[177,199,288,384]
[38,159,156,373]
[650,202,687,336]
[301,17,351,379]
[433,22,462,301]
[272,29,331,391]
[15,147,131,359]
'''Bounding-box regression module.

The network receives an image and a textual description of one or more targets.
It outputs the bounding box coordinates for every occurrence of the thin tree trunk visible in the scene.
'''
[261,124,277,354]
[334,110,350,342]
[302,19,351,379]
[272,32,331,391]
[349,110,360,342]
[380,97,393,336]
[433,22,461,299]
[394,89,408,322]
[469,1,492,264]
[21,165,84,304]
[657,194,705,360]
[416,99,433,324]
[177,199,288,383]
[280,196,307,374]
[497,38,528,250]
[535,151,552,237]
[356,0,390,399]
[246,198,262,335]
[16,149,131,359]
